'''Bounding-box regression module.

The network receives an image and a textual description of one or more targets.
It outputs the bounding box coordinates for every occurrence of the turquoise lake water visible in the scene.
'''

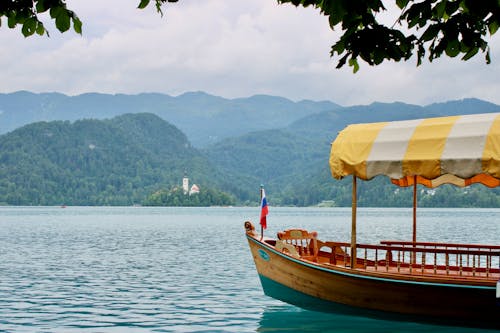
[0,206,498,332]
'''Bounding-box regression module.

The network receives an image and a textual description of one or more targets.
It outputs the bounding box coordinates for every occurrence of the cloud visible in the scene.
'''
[0,0,499,106]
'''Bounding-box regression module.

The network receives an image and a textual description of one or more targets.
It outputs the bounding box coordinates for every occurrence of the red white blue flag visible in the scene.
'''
[260,188,268,229]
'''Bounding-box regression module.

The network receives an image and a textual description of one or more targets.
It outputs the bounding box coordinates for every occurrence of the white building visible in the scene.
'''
[189,184,200,195]
[182,174,200,195]
[182,175,189,194]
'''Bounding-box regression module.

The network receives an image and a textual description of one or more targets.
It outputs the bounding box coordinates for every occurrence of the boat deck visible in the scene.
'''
[319,257,500,283]
[268,230,500,284]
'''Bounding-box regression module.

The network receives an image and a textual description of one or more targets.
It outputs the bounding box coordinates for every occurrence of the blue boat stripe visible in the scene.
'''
[247,235,495,290]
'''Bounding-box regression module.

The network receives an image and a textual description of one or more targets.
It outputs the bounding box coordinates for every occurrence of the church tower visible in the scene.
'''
[182,173,189,195]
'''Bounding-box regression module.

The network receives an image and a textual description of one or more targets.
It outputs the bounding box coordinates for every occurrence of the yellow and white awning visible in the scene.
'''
[329,113,500,188]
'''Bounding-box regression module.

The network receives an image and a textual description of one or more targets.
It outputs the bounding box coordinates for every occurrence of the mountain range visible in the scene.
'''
[1,91,500,206]
[0,91,339,148]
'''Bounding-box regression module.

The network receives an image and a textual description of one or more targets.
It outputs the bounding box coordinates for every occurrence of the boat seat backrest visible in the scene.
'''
[316,240,348,264]
[275,240,300,258]
[277,229,318,258]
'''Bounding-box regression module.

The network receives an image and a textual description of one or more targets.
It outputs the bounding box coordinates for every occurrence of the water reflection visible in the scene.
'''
[258,305,499,333]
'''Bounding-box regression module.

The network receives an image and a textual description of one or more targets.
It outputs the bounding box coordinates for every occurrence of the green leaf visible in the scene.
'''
[154,0,164,15]
[328,1,346,26]
[445,39,460,57]
[36,0,48,13]
[445,1,460,16]
[7,15,17,29]
[489,20,499,35]
[461,46,478,61]
[458,0,468,13]
[434,1,447,19]
[335,54,349,68]
[421,24,440,42]
[417,44,425,66]
[396,0,410,9]
[73,16,82,34]
[22,18,37,37]
[36,22,46,36]
[55,11,71,32]
[50,6,63,19]
[348,58,360,73]
[138,0,150,9]
[373,48,385,65]
[331,40,345,55]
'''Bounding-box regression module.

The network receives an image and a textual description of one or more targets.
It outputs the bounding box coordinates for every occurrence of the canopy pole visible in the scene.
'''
[413,175,417,243]
[412,175,417,264]
[350,175,357,269]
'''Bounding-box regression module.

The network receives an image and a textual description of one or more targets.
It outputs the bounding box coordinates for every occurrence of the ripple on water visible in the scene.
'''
[1,207,498,332]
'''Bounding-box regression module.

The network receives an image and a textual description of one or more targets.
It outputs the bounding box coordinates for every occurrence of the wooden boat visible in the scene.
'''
[245,113,500,329]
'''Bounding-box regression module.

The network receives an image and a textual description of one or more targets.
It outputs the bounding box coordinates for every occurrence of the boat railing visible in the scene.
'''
[380,240,500,251]
[318,241,500,278]
[381,240,500,275]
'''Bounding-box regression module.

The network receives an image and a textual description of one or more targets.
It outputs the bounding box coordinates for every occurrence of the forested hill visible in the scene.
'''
[3,96,500,207]
[204,99,500,207]
[0,113,227,205]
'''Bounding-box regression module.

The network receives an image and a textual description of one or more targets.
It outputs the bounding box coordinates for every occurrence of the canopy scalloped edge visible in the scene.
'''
[390,174,500,188]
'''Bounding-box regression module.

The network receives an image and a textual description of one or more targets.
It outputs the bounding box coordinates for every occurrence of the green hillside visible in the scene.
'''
[2,95,500,207]
[204,99,500,207]
[0,113,230,205]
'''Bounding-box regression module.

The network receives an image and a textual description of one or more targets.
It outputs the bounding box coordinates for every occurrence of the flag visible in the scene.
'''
[260,188,268,229]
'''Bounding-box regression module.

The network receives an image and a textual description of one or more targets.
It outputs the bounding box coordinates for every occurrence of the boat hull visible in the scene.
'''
[247,235,500,329]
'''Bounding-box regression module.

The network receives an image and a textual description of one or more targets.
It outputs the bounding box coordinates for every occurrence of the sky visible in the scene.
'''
[1,0,499,107]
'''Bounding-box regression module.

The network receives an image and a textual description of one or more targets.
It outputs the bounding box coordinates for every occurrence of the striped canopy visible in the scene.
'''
[329,113,500,188]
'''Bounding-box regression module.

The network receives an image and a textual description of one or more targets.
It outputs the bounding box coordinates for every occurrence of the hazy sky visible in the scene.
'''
[1,0,499,106]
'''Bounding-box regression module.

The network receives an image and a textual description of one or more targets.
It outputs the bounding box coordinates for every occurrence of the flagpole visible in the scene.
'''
[260,185,264,239]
